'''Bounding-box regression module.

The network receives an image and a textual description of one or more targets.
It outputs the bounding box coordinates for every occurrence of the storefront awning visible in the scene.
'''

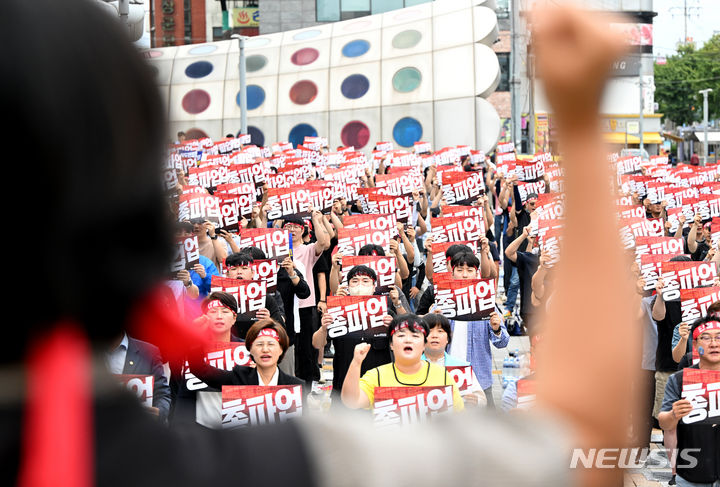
[693,132,720,144]
[602,132,663,144]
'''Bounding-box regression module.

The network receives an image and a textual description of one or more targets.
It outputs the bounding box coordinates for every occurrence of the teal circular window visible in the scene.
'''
[391,30,422,49]
[246,55,267,72]
[392,67,422,93]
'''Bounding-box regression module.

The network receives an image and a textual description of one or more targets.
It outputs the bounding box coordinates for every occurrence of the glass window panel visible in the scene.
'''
[342,0,370,11]
[371,0,403,14]
[317,0,341,21]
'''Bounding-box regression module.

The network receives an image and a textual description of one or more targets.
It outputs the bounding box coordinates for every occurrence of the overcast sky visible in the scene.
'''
[653,0,720,56]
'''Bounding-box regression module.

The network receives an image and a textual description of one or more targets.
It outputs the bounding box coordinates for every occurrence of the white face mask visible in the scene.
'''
[348,284,375,296]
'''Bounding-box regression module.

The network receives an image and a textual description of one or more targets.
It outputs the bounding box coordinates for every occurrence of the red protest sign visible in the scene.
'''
[178,193,221,224]
[659,261,718,301]
[431,240,478,274]
[373,386,453,428]
[326,295,389,339]
[171,235,200,274]
[115,374,154,408]
[680,287,720,324]
[431,215,485,247]
[184,342,252,391]
[188,165,228,191]
[434,278,496,320]
[343,213,399,237]
[336,228,392,256]
[634,236,684,260]
[617,205,646,220]
[446,366,473,392]
[366,193,413,223]
[516,159,545,182]
[221,385,303,429]
[640,254,687,292]
[441,205,485,219]
[516,180,546,203]
[210,277,267,321]
[375,170,424,196]
[616,155,642,176]
[516,379,536,410]
[536,193,565,220]
[680,369,720,426]
[440,170,485,205]
[249,259,279,294]
[239,228,290,263]
[340,255,397,294]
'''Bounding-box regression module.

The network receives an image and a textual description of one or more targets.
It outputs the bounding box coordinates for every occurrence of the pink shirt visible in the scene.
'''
[293,242,321,309]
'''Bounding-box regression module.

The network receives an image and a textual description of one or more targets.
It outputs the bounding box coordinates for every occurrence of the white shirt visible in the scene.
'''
[106,333,128,375]
[257,367,280,386]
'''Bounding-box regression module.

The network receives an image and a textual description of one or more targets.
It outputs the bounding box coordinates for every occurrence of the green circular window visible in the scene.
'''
[246,55,267,72]
[392,29,422,49]
[392,67,422,93]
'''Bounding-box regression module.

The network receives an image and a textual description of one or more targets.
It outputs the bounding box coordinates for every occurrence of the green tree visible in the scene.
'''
[654,34,720,126]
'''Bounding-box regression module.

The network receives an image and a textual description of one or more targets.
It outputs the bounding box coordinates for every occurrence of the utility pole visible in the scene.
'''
[698,88,713,166]
[231,34,248,135]
[639,78,644,154]
[510,0,521,152]
[669,0,701,46]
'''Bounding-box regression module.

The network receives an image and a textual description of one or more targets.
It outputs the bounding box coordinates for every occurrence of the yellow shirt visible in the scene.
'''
[359,362,465,411]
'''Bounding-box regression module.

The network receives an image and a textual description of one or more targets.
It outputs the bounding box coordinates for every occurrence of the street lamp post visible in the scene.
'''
[698,88,713,166]
[231,34,248,136]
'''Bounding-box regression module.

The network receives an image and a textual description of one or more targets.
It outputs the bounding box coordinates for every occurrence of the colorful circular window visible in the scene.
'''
[340,74,369,99]
[393,117,423,148]
[182,90,211,114]
[246,55,267,73]
[246,126,265,147]
[391,30,422,49]
[293,30,322,41]
[185,61,213,79]
[392,67,422,93]
[188,45,218,55]
[186,128,209,139]
[289,123,317,148]
[342,39,370,58]
[341,121,370,149]
[237,85,265,110]
[291,48,320,66]
[289,80,318,105]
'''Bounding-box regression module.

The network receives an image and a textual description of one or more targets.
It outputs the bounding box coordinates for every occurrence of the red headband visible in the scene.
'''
[693,321,720,340]
[390,321,427,337]
[206,299,236,314]
[257,328,281,342]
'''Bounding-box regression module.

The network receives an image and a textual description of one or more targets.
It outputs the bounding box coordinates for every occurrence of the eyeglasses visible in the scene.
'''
[283,224,302,230]
[697,334,720,344]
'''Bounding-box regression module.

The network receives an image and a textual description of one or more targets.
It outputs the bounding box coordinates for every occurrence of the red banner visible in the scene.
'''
[326,295,389,339]
[336,228,392,256]
[249,259,279,294]
[440,171,485,205]
[184,342,252,391]
[680,287,720,324]
[659,261,718,301]
[178,193,221,223]
[373,386,454,428]
[640,254,685,291]
[680,369,720,425]
[366,193,413,223]
[210,277,267,321]
[431,215,485,247]
[634,236,684,261]
[446,366,473,392]
[171,235,200,274]
[434,278,496,320]
[343,213,399,237]
[239,228,291,263]
[221,385,303,428]
[115,374,154,408]
[340,255,396,294]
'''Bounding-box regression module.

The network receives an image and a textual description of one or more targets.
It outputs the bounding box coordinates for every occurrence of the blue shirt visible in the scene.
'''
[448,310,509,390]
[190,255,219,297]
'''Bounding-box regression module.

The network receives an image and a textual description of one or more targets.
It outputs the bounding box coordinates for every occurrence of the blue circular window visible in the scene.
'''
[237,85,265,110]
[393,117,423,148]
[340,74,369,99]
[289,123,317,148]
[342,39,370,58]
[185,61,213,79]
[246,126,265,147]
[188,44,218,55]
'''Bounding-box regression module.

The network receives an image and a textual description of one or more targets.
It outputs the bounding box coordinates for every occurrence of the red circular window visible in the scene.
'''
[291,48,319,66]
[341,121,370,149]
[181,89,211,114]
[289,80,318,105]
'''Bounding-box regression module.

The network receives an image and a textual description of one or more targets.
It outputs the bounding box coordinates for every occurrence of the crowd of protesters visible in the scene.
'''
[6,0,719,486]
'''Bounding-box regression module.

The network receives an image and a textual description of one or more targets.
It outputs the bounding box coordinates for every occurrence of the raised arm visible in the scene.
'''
[531,7,637,487]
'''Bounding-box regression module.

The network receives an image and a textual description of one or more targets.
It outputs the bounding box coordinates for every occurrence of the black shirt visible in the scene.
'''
[654,299,681,373]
